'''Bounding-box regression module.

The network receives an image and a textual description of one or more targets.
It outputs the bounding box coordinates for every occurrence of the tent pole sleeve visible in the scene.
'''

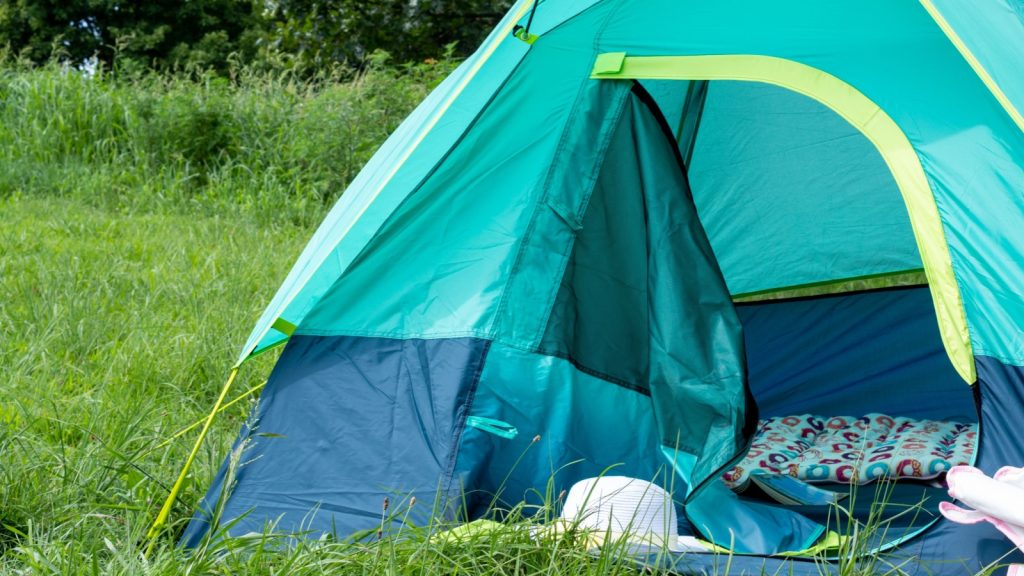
[145,367,240,553]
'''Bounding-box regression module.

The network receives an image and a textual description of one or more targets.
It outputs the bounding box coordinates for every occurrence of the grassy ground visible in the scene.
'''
[1,195,671,574]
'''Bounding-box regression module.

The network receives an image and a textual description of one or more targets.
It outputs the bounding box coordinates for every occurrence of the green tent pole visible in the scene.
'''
[145,367,240,555]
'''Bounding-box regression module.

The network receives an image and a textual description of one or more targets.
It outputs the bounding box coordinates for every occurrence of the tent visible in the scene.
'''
[163,0,1024,573]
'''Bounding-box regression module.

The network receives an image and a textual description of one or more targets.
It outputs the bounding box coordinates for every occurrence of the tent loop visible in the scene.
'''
[513,0,542,44]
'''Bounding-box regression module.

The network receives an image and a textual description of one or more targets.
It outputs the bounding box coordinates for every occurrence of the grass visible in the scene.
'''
[0,62,1007,575]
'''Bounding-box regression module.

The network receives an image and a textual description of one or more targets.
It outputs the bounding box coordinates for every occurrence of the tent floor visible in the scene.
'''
[738,479,944,553]
[636,481,946,575]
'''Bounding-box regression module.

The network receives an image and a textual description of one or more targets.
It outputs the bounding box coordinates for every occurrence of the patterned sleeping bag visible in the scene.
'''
[723,414,977,490]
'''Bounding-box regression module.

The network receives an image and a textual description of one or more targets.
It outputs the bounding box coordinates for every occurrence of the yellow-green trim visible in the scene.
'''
[592,54,975,383]
[919,0,1024,134]
[732,269,927,303]
[272,317,297,336]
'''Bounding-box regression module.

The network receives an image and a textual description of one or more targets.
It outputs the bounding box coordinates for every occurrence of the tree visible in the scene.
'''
[0,0,262,72]
[261,0,514,72]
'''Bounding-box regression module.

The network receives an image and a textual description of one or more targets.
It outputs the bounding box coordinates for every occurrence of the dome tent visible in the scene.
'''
[160,0,1024,573]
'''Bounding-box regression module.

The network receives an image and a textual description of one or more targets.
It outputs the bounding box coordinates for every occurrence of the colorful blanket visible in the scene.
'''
[723,414,977,489]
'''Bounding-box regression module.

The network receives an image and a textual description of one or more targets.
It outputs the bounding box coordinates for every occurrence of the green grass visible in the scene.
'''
[0,55,453,228]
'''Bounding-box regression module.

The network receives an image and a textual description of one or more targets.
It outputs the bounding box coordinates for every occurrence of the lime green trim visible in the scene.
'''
[776,530,848,558]
[732,269,927,303]
[919,0,1024,134]
[592,54,975,383]
[272,317,297,336]
[513,28,539,44]
[234,338,288,369]
[592,52,626,75]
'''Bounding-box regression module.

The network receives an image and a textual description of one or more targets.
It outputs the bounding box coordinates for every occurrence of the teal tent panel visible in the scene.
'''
[688,81,921,295]
[592,0,1024,363]
[453,342,668,514]
[522,78,750,497]
[927,0,1024,127]
[538,85,651,389]
[296,14,618,340]
[240,0,607,362]
[237,1,534,361]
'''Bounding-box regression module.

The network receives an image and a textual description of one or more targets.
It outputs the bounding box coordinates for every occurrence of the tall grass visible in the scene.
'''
[0,55,455,227]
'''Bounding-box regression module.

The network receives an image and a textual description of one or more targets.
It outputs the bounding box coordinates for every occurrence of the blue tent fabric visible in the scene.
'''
[181,336,489,545]
[738,287,974,421]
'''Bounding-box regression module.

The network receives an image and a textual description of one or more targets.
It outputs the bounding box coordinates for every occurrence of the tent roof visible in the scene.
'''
[236,0,1024,385]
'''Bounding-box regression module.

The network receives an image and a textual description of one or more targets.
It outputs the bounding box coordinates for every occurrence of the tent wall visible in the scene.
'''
[688,81,921,297]
[452,343,671,521]
[180,336,489,545]
[737,287,974,421]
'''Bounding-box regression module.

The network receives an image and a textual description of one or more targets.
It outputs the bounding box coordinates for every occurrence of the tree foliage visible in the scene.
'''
[0,0,515,74]
[260,0,513,71]
[0,0,262,72]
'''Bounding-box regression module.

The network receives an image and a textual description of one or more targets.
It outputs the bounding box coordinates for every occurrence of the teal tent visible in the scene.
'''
[167,1,1024,572]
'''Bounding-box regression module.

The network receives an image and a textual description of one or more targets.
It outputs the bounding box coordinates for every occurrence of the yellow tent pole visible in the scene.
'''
[144,380,267,457]
[146,367,239,553]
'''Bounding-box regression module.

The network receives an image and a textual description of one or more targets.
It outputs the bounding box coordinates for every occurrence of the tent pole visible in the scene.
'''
[145,367,240,555]
[676,80,709,169]
[144,379,267,457]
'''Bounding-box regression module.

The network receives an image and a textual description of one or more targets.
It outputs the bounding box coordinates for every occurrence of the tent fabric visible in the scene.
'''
[181,335,490,545]
[453,342,669,518]
[241,0,1024,369]
[185,0,1024,571]
[590,53,973,382]
[921,0,1024,133]
[738,287,973,421]
[688,81,919,297]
